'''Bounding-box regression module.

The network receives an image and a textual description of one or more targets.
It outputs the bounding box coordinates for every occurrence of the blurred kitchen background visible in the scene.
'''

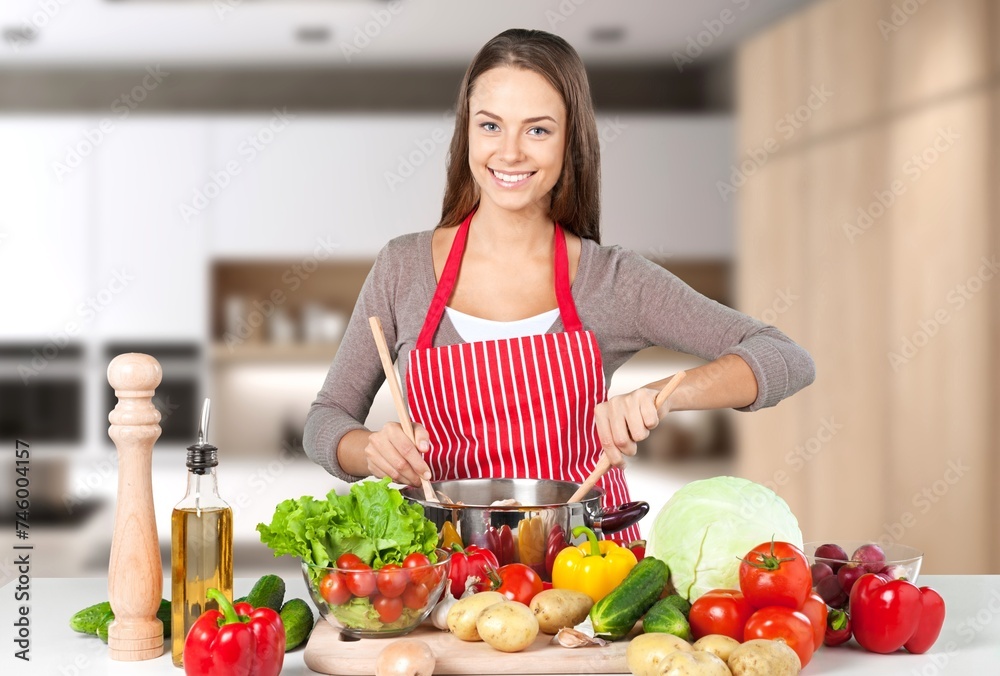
[0,0,996,580]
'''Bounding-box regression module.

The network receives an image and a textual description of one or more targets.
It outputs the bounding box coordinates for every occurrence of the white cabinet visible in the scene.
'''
[208,114,448,257]
[93,117,209,340]
[0,117,94,340]
[599,115,734,259]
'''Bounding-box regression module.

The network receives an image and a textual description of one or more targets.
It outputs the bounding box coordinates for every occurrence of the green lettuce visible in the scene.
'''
[256,477,438,569]
[647,476,803,601]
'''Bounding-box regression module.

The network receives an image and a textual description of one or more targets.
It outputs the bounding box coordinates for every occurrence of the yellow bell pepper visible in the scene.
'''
[517,516,545,567]
[551,525,638,603]
[440,521,463,551]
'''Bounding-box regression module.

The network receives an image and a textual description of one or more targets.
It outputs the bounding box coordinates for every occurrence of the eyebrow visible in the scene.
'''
[474,110,558,125]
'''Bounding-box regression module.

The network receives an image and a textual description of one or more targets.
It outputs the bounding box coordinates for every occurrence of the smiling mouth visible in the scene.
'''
[489,168,536,186]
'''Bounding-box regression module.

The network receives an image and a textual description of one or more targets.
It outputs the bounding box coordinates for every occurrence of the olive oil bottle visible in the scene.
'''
[171,399,233,667]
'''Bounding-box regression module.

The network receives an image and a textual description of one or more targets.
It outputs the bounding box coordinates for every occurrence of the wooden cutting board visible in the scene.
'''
[303,620,631,675]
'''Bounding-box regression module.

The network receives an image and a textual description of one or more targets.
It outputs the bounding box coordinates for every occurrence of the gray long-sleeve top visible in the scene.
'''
[305,230,816,482]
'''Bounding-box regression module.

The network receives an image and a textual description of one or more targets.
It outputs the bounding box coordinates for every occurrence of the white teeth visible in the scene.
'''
[491,169,533,183]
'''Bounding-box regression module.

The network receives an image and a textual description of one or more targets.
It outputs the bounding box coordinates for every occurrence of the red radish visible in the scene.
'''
[851,543,887,573]
[814,543,849,572]
[837,563,865,594]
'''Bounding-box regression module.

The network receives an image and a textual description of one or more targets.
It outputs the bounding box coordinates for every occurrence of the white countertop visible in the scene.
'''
[2,575,998,674]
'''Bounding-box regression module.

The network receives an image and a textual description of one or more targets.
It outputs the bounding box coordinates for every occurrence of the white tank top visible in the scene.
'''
[445,307,561,343]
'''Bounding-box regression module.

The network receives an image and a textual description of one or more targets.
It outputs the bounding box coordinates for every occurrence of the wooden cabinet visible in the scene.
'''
[804,0,890,136]
[736,14,809,152]
[886,0,991,112]
[801,130,891,540]
[884,93,992,573]
[737,0,997,573]
[93,118,210,340]
[0,117,94,340]
[734,155,811,523]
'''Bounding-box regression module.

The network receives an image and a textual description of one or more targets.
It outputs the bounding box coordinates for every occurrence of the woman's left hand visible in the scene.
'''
[594,387,664,467]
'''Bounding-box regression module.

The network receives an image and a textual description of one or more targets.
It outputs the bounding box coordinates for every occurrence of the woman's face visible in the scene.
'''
[468,66,566,218]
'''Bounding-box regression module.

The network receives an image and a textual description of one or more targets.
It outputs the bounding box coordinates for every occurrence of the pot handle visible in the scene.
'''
[593,501,649,535]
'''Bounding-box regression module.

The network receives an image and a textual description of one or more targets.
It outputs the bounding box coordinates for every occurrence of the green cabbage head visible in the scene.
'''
[647,476,803,601]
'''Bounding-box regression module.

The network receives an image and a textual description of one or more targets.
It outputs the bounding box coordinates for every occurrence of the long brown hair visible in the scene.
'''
[437,28,602,243]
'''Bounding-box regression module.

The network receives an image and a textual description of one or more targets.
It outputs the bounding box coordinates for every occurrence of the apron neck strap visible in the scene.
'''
[416,209,583,349]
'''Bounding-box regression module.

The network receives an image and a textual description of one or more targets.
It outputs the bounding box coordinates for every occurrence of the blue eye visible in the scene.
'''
[480,122,500,132]
[528,127,550,136]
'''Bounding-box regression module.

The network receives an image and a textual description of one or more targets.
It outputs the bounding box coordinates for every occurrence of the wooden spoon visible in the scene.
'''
[368,316,438,503]
[567,370,688,504]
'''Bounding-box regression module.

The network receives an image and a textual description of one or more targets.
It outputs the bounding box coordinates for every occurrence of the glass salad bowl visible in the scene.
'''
[302,548,451,638]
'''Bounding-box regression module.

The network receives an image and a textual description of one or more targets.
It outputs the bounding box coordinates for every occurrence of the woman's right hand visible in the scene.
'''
[363,422,432,487]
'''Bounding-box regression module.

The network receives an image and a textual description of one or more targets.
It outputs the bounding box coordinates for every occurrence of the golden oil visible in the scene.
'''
[170,399,233,667]
[170,506,233,666]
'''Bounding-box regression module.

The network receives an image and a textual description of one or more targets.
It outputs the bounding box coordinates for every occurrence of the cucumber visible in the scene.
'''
[279,598,315,651]
[589,557,670,641]
[234,596,248,605]
[73,599,171,639]
[657,594,691,619]
[70,601,112,634]
[642,597,691,641]
[246,575,286,612]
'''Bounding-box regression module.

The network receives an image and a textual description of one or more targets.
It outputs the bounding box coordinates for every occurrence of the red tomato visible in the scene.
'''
[376,563,408,599]
[495,563,544,605]
[337,553,364,570]
[800,593,828,650]
[739,540,812,610]
[344,564,376,598]
[402,552,435,586]
[689,589,755,642]
[744,606,816,667]
[401,582,430,610]
[319,570,350,606]
[373,594,404,623]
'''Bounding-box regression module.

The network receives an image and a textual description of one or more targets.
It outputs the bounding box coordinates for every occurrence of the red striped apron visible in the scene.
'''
[406,209,640,543]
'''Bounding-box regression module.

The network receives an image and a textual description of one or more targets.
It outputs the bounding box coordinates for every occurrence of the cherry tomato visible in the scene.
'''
[344,564,376,598]
[337,553,364,570]
[739,540,812,610]
[373,594,404,623]
[402,552,435,586]
[401,582,430,610]
[800,592,829,650]
[376,563,408,599]
[744,606,816,667]
[495,563,544,605]
[319,570,350,606]
[689,589,756,642]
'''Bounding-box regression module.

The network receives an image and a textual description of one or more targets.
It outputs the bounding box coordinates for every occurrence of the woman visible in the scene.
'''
[304,29,815,542]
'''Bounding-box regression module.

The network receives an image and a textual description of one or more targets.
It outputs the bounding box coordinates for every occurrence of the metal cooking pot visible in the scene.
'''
[402,478,648,581]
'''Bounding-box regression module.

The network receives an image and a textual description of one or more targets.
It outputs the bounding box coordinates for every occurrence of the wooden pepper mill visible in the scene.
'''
[106,353,164,661]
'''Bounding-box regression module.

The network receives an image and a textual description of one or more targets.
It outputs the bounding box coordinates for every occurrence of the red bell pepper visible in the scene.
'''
[485,524,515,566]
[544,525,571,579]
[904,586,946,654]
[849,573,945,654]
[183,588,285,676]
[447,544,499,599]
[610,538,646,561]
[824,607,852,647]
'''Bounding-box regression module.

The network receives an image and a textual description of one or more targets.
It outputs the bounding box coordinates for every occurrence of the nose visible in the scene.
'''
[498,131,525,165]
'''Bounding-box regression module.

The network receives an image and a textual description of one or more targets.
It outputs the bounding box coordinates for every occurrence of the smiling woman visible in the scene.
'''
[304,28,815,544]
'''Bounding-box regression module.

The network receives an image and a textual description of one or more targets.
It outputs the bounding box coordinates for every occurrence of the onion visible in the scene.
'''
[375,639,435,676]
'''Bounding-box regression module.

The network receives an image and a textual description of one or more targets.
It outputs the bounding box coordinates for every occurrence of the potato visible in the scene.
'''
[625,632,693,676]
[528,589,594,634]
[477,601,539,653]
[692,635,741,663]
[659,650,732,676]
[446,592,507,641]
[727,639,800,676]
